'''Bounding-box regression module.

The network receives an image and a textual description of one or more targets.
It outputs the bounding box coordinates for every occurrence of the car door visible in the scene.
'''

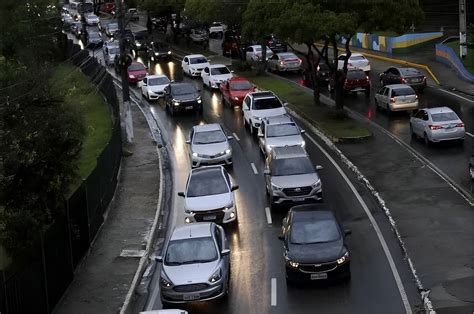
[182,57,189,73]
[187,128,195,158]
[242,95,251,122]
[375,87,385,104]
[420,110,430,134]
[268,54,278,70]
[258,123,266,150]
[139,77,147,94]
[411,109,423,135]
[383,87,391,108]
[202,67,210,85]
[264,155,272,191]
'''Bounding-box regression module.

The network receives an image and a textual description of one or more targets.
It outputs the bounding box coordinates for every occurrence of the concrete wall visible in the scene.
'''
[435,43,474,82]
[348,32,443,54]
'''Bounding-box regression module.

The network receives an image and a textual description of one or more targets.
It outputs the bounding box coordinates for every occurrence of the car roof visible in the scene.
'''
[170,82,194,88]
[276,52,296,57]
[170,222,213,241]
[385,84,413,89]
[193,123,222,132]
[208,64,228,69]
[290,206,337,223]
[228,76,250,83]
[191,165,224,176]
[397,67,422,75]
[130,61,145,66]
[263,114,293,125]
[271,145,307,159]
[185,54,206,58]
[146,74,168,79]
[249,91,276,99]
[425,107,455,114]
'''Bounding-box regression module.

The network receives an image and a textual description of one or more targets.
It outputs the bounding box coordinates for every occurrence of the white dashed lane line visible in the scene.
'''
[271,278,277,306]
[265,207,272,224]
[250,162,258,175]
[232,132,240,141]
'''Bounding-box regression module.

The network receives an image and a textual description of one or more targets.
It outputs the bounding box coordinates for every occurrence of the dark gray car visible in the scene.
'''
[164,82,202,115]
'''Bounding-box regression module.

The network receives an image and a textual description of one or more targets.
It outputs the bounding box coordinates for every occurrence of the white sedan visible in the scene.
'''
[337,53,371,73]
[85,13,99,26]
[201,64,233,89]
[181,54,210,77]
[245,45,273,61]
[138,75,171,100]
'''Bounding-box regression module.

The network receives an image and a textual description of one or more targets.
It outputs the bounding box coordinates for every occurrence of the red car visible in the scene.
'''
[99,2,116,14]
[219,77,256,107]
[127,62,147,84]
[328,69,370,97]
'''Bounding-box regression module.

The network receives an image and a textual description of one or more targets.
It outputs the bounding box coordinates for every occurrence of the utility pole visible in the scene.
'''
[116,0,134,143]
[459,0,467,58]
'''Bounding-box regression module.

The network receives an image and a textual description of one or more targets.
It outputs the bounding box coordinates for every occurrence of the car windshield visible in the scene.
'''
[165,237,218,265]
[392,87,415,96]
[190,57,208,64]
[108,23,118,30]
[135,33,147,40]
[211,67,230,75]
[267,124,300,137]
[230,81,252,90]
[347,71,366,79]
[193,130,226,144]
[271,157,314,176]
[350,55,366,61]
[187,168,229,197]
[89,33,101,39]
[108,47,120,54]
[153,42,167,49]
[290,219,340,244]
[128,64,145,71]
[172,84,197,95]
[431,112,459,122]
[252,97,282,110]
[399,68,421,76]
[148,77,170,86]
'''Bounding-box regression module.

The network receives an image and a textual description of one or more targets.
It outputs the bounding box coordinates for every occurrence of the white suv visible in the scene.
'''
[242,91,287,135]
[181,54,210,77]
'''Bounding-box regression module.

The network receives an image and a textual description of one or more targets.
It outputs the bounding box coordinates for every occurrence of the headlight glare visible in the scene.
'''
[225,149,231,154]
[337,252,349,265]
[288,261,299,268]
[209,269,222,283]
[160,276,172,288]
[192,152,198,157]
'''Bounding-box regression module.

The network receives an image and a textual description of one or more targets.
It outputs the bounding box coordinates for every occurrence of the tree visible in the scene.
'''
[184,0,248,29]
[140,0,185,41]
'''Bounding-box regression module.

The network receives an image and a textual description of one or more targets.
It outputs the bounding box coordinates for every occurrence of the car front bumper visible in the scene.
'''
[191,151,232,168]
[271,187,323,204]
[185,206,236,224]
[286,261,350,282]
[161,282,225,303]
[148,91,164,100]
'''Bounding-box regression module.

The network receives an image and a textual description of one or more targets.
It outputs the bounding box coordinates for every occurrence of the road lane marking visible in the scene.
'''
[250,162,258,175]
[305,133,412,314]
[232,132,240,141]
[271,278,277,306]
[436,87,474,103]
[466,131,473,138]
[265,207,272,224]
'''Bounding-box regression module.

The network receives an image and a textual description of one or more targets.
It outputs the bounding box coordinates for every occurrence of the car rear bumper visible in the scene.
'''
[429,129,465,142]
[390,102,418,111]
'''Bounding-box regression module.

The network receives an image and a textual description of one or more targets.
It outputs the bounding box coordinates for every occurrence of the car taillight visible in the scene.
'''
[298,58,302,64]
[316,65,320,71]
[348,62,353,67]
[456,122,464,128]
[401,78,407,83]
[423,76,427,82]
[390,97,396,103]
[415,95,418,99]
[429,125,443,130]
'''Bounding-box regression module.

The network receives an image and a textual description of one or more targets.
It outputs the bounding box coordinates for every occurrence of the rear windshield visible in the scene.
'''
[350,55,366,61]
[291,219,340,244]
[153,42,168,49]
[128,64,145,71]
[392,87,415,96]
[190,57,208,64]
[279,53,297,60]
[148,77,170,86]
[347,71,366,79]
[267,124,299,137]
[399,68,421,76]
[271,157,314,176]
[431,112,459,122]
[108,47,120,55]
[108,23,119,30]
[252,97,282,110]
[211,67,230,75]
[187,169,229,197]
[230,81,252,90]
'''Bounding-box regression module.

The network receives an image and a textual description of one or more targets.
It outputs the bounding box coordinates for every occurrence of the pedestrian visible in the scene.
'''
[147,16,153,35]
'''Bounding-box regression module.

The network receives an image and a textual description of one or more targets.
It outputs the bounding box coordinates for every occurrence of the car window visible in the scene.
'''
[230,81,252,90]
[165,237,218,265]
[193,130,226,144]
[267,124,299,137]
[187,168,229,197]
[148,77,170,85]
[128,63,145,71]
[211,67,230,75]
[279,53,298,60]
[392,87,415,97]
[183,57,188,63]
[290,219,341,244]
[388,68,398,75]
[108,47,120,54]
[252,97,282,110]
[338,55,346,60]
[414,110,424,119]
[246,47,253,52]
[431,112,459,122]
[214,227,222,251]
[271,157,315,176]
[399,68,421,76]
[190,57,208,64]
[383,88,389,96]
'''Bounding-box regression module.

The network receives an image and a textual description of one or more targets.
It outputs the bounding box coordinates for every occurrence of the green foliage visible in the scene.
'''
[241,0,285,42]
[0,67,85,257]
[184,0,248,27]
[140,0,185,17]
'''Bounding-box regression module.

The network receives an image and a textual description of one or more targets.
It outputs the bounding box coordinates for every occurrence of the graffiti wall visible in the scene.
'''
[435,43,474,82]
[349,32,443,54]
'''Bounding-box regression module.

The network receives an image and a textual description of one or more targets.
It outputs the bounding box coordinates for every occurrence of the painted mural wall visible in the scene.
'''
[435,43,474,82]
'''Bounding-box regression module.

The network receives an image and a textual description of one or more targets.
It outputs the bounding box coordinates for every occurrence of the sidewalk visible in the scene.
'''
[54,95,160,313]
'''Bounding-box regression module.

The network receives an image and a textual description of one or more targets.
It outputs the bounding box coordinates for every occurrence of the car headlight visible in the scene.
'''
[168,51,172,54]
[300,140,306,148]
[209,269,222,283]
[288,261,299,268]
[337,252,349,265]
[225,149,231,154]
[155,52,159,56]
[192,152,199,157]
[129,75,135,79]
[184,209,194,214]
[160,276,172,288]
[312,179,321,189]
[271,182,282,191]
[197,98,202,104]
[173,100,180,106]
[136,42,141,47]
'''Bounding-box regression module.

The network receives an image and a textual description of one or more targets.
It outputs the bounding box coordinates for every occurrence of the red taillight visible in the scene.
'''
[390,97,396,103]
[429,125,443,130]
[456,122,464,128]
[401,78,407,83]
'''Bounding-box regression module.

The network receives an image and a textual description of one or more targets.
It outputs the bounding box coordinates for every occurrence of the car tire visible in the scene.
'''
[424,133,431,146]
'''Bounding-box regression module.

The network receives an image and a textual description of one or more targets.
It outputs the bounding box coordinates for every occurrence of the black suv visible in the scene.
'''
[164,82,203,115]
[264,34,287,53]
[147,41,172,62]
[133,30,149,52]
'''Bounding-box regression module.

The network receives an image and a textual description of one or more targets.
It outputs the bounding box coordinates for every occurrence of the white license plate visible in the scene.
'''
[183,294,200,301]
[185,106,194,110]
[203,215,216,221]
[310,273,328,280]
[294,197,305,202]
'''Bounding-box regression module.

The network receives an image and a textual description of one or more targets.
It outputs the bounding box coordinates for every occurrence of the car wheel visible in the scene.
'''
[424,133,430,146]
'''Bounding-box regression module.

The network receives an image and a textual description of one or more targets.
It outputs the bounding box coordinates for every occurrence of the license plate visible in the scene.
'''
[185,106,193,110]
[310,273,328,280]
[203,215,216,221]
[183,294,200,301]
[294,197,305,202]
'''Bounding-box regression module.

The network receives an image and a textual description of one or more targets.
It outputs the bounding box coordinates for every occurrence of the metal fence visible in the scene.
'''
[0,37,122,313]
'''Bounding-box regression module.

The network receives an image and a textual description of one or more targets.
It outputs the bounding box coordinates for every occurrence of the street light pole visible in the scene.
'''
[459,0,467,59]
[116,0,134,143]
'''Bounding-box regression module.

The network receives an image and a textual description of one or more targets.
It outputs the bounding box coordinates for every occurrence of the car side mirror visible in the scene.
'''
[142,82,147,86]
[155,255,163,262]
[177,192,185,197]
[170,80,175,83]
[300,129,305,134]
[263,169,270,175]
[221,249,230,256]
[227,135,234,140]
[283,102,289,107]
[231,70,234,73]
[278,235,284,241]
[344,229,352,236]
[231,185,239,191]
[315,165,323,171]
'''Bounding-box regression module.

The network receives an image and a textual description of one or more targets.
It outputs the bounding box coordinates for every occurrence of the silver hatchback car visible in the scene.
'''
[410,107,465,145]
[157,222,230,305]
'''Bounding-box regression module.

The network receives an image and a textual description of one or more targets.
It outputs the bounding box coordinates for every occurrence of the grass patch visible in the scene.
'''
[50,64,113,193]
[239,72,371,139]
[444,40,474,74]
